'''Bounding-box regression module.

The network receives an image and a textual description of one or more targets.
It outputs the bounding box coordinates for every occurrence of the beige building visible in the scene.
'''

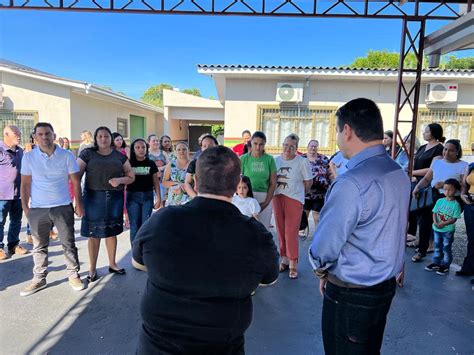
[162,89,224,151]
[0,59,163,147]
[197,65,474,155]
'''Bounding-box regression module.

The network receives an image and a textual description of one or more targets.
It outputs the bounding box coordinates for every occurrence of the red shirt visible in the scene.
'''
[232,143,246,156]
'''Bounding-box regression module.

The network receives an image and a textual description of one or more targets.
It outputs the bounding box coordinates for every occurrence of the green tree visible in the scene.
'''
[141,83,173,107]
[440,55,474,70]
[182,88,201,97]
[349,50,426,69]
[211,124,224,137]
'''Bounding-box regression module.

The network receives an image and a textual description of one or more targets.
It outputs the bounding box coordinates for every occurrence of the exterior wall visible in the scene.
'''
[223,77,474,154]
[1,72,71,137]
[70,92,162,142]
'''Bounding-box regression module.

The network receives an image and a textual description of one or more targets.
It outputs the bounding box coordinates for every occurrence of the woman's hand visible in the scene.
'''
[260,201,269,211]
[412,188,420,199]
[108,178,121,188]
[434,181,444,189]
[172,184,182,194]
[461,195,471,205]
[153,201,162,210]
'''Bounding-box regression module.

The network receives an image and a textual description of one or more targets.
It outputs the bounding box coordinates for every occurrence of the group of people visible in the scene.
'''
[0,96,473,353]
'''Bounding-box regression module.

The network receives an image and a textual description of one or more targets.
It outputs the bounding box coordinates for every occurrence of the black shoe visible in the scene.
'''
[455,269,474,276]
[86,273,99,283]
[425,263,440,272]
[109,267,126,275]
[436,266,449,275]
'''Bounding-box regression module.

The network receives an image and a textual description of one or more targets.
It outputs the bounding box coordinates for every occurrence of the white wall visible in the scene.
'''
[1,72,72,137]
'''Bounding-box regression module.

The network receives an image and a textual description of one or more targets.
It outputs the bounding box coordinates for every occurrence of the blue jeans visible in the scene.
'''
[0,199,23,251]
[433,230,454,267]
[126,191,154,243]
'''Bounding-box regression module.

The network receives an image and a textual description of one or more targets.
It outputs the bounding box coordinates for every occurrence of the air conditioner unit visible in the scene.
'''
[0,85,3,109]
[276,83,304,102]
[426,83,458,103]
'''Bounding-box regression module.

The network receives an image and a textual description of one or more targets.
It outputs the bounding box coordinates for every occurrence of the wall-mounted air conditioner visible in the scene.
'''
[426,83,458,103]
[276,83,304,102]
[0,85,4,109]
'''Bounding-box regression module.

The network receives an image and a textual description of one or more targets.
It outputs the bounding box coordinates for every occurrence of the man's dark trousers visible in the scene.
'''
[0,199,22,252]
[322,277,396,355]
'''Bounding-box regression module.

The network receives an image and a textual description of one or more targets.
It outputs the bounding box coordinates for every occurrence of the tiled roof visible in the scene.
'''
[197,64,474,73]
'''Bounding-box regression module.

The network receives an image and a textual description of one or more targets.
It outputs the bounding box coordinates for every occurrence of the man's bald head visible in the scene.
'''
[3,125,21,148]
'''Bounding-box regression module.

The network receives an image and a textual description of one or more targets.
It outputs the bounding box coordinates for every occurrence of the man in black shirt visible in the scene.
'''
[133,146,279,354]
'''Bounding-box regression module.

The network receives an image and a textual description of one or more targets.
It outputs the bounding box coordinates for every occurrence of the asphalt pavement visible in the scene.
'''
[1,218,473,355]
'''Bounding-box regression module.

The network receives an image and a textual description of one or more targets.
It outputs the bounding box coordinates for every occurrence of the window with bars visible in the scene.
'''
[259,106,336,153]
[0,110,37,144]
[418,109,473,153]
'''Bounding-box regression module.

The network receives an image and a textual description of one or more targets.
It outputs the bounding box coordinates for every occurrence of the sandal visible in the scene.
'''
[289,268,298,279]
[279,263,289,273]
[406,241,418,248]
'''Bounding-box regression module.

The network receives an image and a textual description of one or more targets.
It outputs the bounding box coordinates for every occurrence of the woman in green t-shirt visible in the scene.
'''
[240,131,277,230]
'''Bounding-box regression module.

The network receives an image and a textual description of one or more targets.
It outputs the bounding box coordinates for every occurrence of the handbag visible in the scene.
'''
[410,185,440,212]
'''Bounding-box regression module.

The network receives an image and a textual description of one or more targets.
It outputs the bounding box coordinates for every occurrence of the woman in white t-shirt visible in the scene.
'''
[232,176,261,219]
[414,139,468,196]
[273,134,313,279]
[413,139,468,262]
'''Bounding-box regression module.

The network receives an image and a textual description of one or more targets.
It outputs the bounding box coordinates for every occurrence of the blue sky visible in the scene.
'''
[0,10,472,99]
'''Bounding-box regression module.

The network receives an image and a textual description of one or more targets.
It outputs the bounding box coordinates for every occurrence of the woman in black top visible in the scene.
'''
[78,126,135,281]
[411,123,445,262]
[126,138,161,244]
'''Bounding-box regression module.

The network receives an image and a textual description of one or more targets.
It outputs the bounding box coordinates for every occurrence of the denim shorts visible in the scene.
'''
[81,189,124,238]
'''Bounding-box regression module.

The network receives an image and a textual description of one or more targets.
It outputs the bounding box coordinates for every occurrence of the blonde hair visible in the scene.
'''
[81,130,93,145]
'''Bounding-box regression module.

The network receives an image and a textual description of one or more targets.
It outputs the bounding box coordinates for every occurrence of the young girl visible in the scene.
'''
[126,139,161,244]
[232,176,261,219]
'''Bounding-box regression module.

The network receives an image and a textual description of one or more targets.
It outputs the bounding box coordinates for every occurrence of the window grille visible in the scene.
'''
[0,110,37,145]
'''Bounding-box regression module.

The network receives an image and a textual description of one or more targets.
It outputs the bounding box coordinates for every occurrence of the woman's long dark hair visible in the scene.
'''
[240,175,254,198]
[159,135,173,152]
[93,126,114,150]
[112,132,127,149]
[129,138,150,166]
[445,139,463,159]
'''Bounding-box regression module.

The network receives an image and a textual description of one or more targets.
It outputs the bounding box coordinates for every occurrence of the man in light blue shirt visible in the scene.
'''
[309,98,410,354]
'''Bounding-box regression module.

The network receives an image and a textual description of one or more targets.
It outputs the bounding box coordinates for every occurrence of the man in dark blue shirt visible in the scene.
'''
[133,146,279,354]
[310,98,410,354]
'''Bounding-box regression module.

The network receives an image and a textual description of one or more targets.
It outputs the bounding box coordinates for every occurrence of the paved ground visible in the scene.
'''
[1,218,473,355]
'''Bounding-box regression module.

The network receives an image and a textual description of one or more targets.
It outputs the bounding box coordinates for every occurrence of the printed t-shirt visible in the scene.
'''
[240,153,277,193]
[432,198,461,232]
[232,195,261,217]
[128,159,159,192]
[274,155,313,204]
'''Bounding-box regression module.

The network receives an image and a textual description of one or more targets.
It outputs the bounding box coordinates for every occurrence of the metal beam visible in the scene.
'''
[0,0,470,20]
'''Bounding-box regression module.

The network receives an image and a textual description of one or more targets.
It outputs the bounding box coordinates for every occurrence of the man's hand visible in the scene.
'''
[260,201,269,211]
[319,278,328,297]
[75,203,85,218]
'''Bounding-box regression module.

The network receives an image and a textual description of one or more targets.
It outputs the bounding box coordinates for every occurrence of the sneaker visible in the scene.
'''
[20,279,47,297]
[69,277,85,291]
[11,245,29,255]
[436,266,449,275]
[412,253,425,262]
[425,263,440,272]
[0,249,9,260]
[26,234,33,245]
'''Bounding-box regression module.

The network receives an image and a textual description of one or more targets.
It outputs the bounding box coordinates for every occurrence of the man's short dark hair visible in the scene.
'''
[33,122,54,133]
[196,146,241,197]
[336,98,383,143]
